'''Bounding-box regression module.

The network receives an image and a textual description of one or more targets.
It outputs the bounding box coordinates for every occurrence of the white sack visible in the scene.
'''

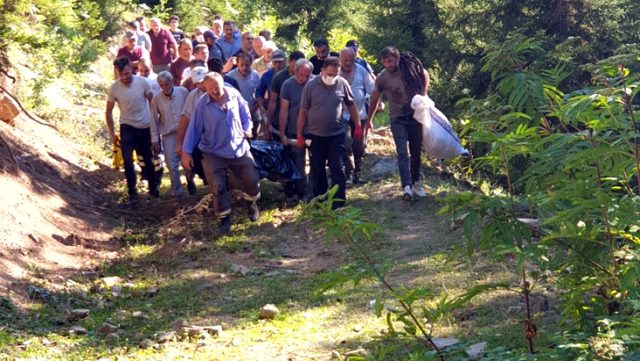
[411,94,468,159]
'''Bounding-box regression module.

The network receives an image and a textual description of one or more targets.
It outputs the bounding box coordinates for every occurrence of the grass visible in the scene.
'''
[0,169,564,360]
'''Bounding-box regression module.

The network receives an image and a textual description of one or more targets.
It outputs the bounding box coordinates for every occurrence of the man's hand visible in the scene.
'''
[175,142,183,157]
[280,134,288,146]
[111,134,120,147]
[296,135,305,148]
[363,121,372,142]
[181,152,193,171]
[264,124,273,140]
[223,57,236,73]
[353,125,363,140]
[151,142,161,155]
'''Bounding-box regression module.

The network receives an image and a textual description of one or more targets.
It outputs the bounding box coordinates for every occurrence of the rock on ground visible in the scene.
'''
[98,322,118,334]
[69,326,87,335]
[259,304,279,320]
[68,308,90,321]
[370,158,397,178]
[466,342,487,360]
[156,331,175,344]
[431,337,460,349]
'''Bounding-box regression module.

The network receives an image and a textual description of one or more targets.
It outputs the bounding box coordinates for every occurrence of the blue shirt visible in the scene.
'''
[215,34,242,61]
[256,68,276,98]
[227,68,260,109]
[223,76,241,91]
[183,86,252,159]
[355,58,374,74]
[342,64,375,121]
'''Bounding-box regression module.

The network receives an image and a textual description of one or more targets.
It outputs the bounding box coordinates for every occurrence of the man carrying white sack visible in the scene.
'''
[366,46,429,201]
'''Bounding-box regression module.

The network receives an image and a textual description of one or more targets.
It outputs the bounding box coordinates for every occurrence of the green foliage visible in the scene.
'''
[303,187,509,358]
[444,26,640,356]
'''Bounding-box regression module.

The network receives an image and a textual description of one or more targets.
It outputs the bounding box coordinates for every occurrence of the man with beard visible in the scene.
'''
[309,38,339,75]
[106,57,159,204]
[365,47,430,201]
[340,47,374,185]
[150,71,189,197]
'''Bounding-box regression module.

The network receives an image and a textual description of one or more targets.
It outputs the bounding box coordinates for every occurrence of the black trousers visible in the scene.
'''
[344,119,367,177]
[120,123,157,196]
[309,133,346,209]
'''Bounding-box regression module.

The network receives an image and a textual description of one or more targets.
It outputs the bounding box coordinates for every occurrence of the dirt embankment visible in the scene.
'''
[0,86,119,303]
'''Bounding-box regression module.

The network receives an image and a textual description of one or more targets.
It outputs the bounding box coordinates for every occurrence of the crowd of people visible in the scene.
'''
[106,15,430,233]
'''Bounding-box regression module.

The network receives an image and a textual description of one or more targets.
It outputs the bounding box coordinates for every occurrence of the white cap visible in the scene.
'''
[191,66,208,83]
[263,40,277,51]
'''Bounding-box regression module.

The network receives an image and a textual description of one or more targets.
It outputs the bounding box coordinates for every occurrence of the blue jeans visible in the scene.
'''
[309,133,346,209]
[390,115,423,188]
[120,124,157,197]
[161,132,184,196]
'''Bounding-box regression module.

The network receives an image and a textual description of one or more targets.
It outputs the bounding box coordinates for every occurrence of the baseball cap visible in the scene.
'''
[272,49,286,61]
[203,30,216,41]
[346,39,359,48]
[125,30,137,40]
[191,66,208,83]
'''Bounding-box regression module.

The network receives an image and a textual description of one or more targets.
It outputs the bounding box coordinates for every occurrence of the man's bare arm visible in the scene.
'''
[105,101,118,145]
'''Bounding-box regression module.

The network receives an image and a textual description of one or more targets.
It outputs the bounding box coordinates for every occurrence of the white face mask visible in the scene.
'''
[321,74,337,86]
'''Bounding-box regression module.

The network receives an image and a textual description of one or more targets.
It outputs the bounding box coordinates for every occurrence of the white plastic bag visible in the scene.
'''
[411,94,468,159]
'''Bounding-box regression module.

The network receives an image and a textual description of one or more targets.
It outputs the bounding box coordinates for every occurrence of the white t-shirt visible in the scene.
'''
[107,76,152,129]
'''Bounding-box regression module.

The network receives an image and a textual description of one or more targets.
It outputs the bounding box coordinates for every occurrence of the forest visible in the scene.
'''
[1,0,640,360]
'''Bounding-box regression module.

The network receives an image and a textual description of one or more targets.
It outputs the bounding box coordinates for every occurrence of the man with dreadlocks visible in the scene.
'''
[366,46,430,201]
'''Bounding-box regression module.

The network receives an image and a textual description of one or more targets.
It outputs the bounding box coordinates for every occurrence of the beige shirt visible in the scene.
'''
[150,86,189,143]
[181,87,206,121]
[252,57,271,76]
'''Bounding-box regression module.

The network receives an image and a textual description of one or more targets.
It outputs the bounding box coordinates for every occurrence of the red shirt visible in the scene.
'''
[116,46,144,74]
[170,57,190,86]
[148,28,175,66]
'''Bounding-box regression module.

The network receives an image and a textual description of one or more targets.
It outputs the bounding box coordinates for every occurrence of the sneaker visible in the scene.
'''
[412,183,427,198]
[219,215,232,234]
[402,185,413,201]
[247,202,260,222]
[187,178,196,195]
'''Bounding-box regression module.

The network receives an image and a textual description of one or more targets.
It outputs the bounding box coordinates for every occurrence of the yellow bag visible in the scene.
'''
[112,145,123,169]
